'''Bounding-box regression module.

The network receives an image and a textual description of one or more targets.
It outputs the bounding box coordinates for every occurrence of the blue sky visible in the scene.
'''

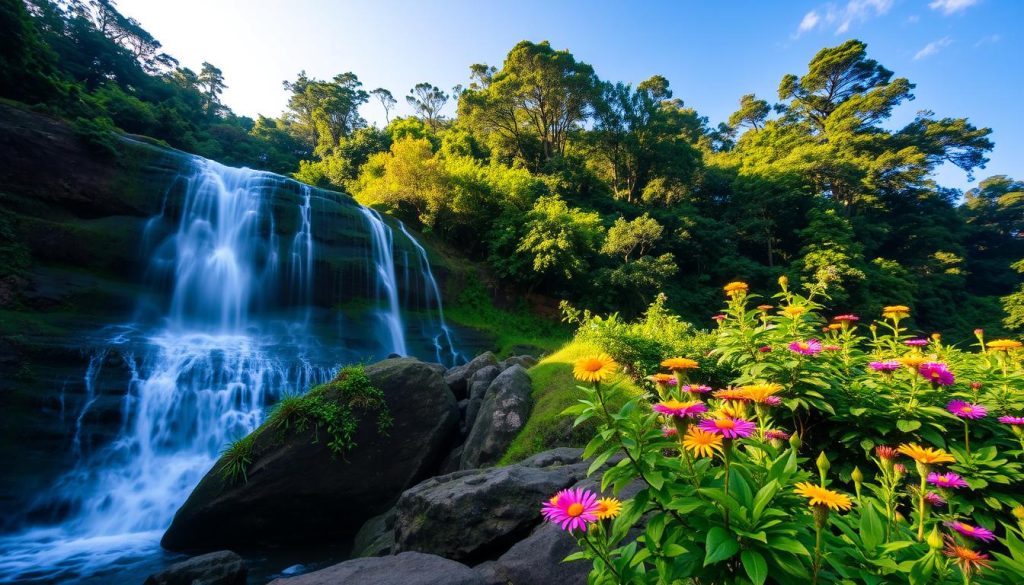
[116,0,1021,191]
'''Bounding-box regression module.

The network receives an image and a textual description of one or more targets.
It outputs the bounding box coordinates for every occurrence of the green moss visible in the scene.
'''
[499,340,643,464]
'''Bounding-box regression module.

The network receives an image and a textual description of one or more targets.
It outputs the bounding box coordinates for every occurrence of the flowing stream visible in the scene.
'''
[0,155,463,583]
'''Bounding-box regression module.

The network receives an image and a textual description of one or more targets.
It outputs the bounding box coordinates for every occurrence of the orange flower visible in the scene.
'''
[943,537,992,576]
[898,356,927,369]
[883,305,910,319]
[573,354,618,383]
[713,388,749,401]
[723,281,749,296]
[737,383,783,403]
[987,339,1023,351]
[661,357,699,370]
[897,443,955,465]
[793,482,853,511]
[780,305,807,318]
[682,427,723,458]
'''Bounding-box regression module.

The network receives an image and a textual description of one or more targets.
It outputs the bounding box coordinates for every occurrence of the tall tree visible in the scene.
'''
[370,87,397,124]
[283,71,368,155]
[406,82,448,130]
[197,62,226,117]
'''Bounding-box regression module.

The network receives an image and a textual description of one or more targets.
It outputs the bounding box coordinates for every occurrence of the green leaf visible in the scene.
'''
[897,419,921,432]
[704,526,740,566]
[741,549,768,585]
[752,480,779,520]
[859,501,884,551]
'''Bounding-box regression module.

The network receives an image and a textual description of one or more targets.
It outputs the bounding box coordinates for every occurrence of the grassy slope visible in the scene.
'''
[500,339,644,464]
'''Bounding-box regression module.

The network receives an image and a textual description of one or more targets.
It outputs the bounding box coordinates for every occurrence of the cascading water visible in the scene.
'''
[0,154,464,584]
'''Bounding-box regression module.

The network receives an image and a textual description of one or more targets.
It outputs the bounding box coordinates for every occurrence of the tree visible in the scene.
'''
[406,82,448,130]
[283,71,368,155]
[370,87,397,124]
[197,62,226,117]
[512,196,605,284]
[351,137,447,227]
[601,213,664,262]
[728,93,770,131]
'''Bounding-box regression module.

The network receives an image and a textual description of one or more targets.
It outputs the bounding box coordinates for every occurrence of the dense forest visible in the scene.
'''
[3,0,1022,337]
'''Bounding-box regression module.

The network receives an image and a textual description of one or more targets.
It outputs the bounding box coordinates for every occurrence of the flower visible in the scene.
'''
[946,521,996,542]
[823,344,841,351]
[947,400,987,420]
[757,304,773,312]
[681,384,712,394]
[894,463,907,475]
[869,360,901,372]
[738,383,783,403]
[594,498,622,520]
[661,357,699,370]
[919,362,955,386]
[788,339,822,356]
[682,427,723,458]
[904,338,929,347]
[898,356,927,368]
[875,446,898,460]
[765,429,790,441]
[927,472,968,489]
[924,492,946,507]
[780,306,807,318]
[541,488,600,532]
[763,396,782,406]
[943,537,992,576]
[573,354,618,383]
[699,417,756,439]
[998,415,1024,426]
[986,339,1023,351]
[647,374,677,391]
[793,482,853,511]
[758,345,772,353]
[898,443,955,465]
[713,388,750,402]
[653,399,707,418]
[882,305,910,319]
[723,281,749,296]
[661,426,678,438]
[826,324,842,332]
[833,314,859,322]
[712,314,727,322]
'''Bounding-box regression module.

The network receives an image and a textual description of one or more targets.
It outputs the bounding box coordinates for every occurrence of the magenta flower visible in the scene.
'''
[928,472,968,489]
[788,339,823,356]
[661,426,679,438]
[998,415,1024,426]
[764,429,790,441]
[763,396,783,406]
[919,362,955,386]
[699,417,756,439]
[833,314,859,322]
[681,384,712,394]
[947,400,987,420]
[924,492,946,507]
[869,360,901,372]
[541,488,599,532]
[653,400,707,418]
[904,338,929,347]
[946,521,996,542]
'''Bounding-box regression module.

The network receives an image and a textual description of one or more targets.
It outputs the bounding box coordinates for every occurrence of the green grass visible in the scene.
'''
[499,340,644,464]
[218,431,259,485]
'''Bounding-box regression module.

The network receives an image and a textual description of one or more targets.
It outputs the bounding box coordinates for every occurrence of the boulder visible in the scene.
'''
[444,352,498,399]
[393,448,588,563]
[464,365,501,433]
[351,507,397,558]
[143,550,246,585]
[460,365,532,469]
[499,355,539,371]
[266,551,487,585]
[161,358,458,551]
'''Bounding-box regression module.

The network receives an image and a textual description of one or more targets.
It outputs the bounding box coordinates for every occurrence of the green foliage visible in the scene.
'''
[218,431,258,486]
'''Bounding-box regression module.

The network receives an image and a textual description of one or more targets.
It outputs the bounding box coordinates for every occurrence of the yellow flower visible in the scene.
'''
[987,339,1023,351]
[573,354,618,383]
[793,482,853,511]
[723,281,749,296]
[595,497,622,520]
[882,305,910,319]
[713,388,748,401]
[779,306,807,319]
[897,443,955,465]
[738,383,783,403]
[827,323,842,331]
[661,357,699,370]
[898,356,927,368]
[682,427,723,458]
[647,373,675,385]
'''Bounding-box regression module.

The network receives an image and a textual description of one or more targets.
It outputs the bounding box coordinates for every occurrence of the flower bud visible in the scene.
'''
[851,466,864,500]
[778,275,789,291]
[927,526,944,550]
[789,432,802,450]
[816,451,831,486]
[1013,505,1024,521]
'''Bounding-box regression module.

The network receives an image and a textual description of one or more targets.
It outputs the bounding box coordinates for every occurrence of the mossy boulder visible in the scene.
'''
[160,358,458,551]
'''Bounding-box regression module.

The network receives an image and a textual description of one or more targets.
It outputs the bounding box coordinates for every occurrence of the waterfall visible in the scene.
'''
[0,155,462,584]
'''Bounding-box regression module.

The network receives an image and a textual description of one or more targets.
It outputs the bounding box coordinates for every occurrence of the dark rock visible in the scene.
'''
[393,448,588,563]
[460,365,532,469]
[464,365,501,433]
[387,352,402,359]
[445,352,498,399]
[499,355,539,371]
[266,551,487,585]
[438,444,464,475]
[475,523,588,585]
[161,358,458,551]
[351,507,397,557]
[143,550,246,585]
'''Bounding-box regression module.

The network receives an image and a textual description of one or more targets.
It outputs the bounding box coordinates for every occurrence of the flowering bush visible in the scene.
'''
[548,278,1024,584]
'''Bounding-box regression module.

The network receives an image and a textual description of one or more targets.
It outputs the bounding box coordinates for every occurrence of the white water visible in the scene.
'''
[398,222,463,365]
[0,156,462,583]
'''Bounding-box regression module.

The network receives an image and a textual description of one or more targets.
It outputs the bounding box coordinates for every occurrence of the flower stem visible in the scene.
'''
[581,532,622,583]
[812,523,823,585]
[723,441,732,529]
[917,473,928,542]
[963,421,971,456]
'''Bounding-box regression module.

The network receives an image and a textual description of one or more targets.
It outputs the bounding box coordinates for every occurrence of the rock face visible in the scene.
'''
[474,524,589,585]
[460,365,532,469]
[393,448,588,563]
[161,358,458,551]
[463,364,501,433]
[351,508,397,558]
[143,550,247,585]
[444,351,499,399]
[499,355,539,371]
[266,552,487,585]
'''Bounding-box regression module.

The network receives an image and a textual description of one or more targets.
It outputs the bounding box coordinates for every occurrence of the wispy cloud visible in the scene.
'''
[914,37,953,60]
[793,0,894,37]
[928,0,981,15]
[974,33,1001,47]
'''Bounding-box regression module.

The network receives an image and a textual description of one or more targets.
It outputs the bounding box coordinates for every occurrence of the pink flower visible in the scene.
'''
[928,472,968,489]
[653,400,707,418]
[763,396,783,406]
[998,415,1024,426]
[541,488,600,532]
[681,384,712,394]
[946,521,996,542]
[823,344,841,352]
[833,314,859,322]
[970,381,982,390]
[788,339,822,356]
[699,417,756,439]
[904,338,929,347]
[712,314,727,322]
[947,400,987,420]
[764,429,790,441]
[758,345,772,353]
[924,492,946,507]
[661,426,678,438]
[870,361,901,372]
[919,362,955,386]
[893,463,907,475]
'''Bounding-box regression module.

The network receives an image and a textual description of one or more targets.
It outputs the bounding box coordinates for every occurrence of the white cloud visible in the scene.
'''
[929,0,981,15]
[974,33,1001,46]
[914,36,953,60]
[793,0,894,36]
